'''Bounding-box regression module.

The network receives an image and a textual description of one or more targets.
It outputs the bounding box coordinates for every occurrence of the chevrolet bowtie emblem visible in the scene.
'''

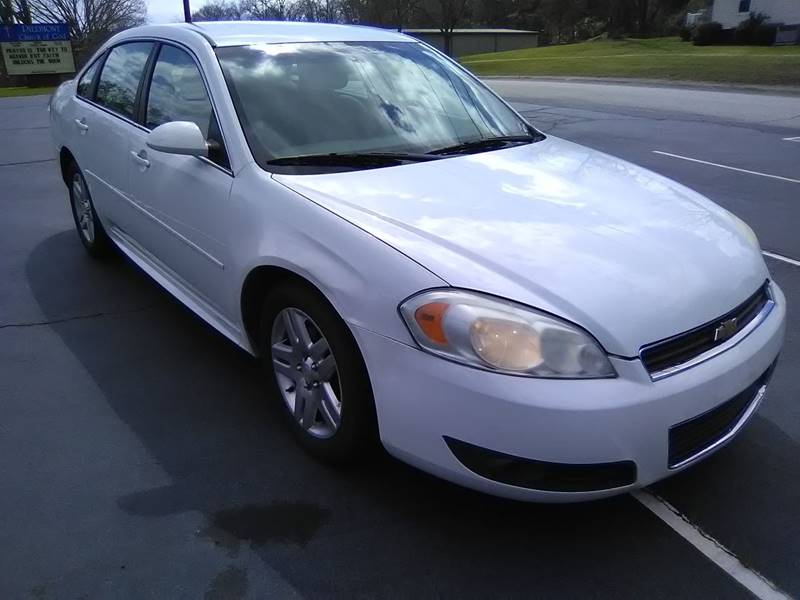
[714,317,738,342]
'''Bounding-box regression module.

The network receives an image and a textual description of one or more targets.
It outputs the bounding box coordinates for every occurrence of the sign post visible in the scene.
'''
[1,23,75,76]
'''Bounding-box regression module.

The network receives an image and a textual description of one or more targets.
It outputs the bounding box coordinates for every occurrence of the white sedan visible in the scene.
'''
[49,21,785,501]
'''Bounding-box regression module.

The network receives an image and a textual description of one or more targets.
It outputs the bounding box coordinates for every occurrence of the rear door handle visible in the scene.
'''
[74,117,89,133]
[130,150,150,169]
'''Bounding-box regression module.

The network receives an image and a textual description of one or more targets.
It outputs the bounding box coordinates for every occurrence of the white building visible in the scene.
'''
[710,0,800,28]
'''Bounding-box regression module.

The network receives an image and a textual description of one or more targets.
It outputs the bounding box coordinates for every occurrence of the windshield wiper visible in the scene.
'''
[266,152,441,167]
[427,134,542,156]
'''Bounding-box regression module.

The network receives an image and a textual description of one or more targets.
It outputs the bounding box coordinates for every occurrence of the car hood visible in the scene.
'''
[273,136,768,357]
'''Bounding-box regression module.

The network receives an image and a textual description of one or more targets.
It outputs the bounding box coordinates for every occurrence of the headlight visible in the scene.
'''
[736,217,760,250]
[400,290,615,378]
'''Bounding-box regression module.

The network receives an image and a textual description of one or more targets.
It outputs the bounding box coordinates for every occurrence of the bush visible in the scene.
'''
[679,25,693,41]
[735,12,778,45]
[693,21,724,45]
[662,12,690,37]
[754,22,780,45]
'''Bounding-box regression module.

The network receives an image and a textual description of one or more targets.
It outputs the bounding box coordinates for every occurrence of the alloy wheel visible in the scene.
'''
[71,173,95,244]
[271,307,343,439]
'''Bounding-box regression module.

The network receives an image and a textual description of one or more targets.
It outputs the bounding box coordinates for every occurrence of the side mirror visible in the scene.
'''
[146,121,208,157]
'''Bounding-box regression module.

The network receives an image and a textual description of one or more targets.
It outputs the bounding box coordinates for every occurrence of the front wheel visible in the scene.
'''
[68,162,112,257]
[259,281,378,463]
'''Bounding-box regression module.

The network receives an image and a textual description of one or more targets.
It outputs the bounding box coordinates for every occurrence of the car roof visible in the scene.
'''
[121,21,413,48]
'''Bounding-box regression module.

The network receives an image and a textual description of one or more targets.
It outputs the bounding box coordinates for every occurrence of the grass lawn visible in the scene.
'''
[0,86,55,98]
[461,37,800,86]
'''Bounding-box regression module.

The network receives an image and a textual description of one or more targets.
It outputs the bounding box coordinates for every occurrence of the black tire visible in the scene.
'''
[67,161,113,258]
[259,280,378,464]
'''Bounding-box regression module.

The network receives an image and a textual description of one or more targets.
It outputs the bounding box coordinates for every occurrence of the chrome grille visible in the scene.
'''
[641,282,772,379]
[668,362,775,468]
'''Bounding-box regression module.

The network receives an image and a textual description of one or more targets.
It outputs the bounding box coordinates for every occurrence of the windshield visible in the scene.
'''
[215,41,537,172]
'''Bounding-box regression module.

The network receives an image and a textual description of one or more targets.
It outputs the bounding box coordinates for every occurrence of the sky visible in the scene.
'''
[146,0,212,25]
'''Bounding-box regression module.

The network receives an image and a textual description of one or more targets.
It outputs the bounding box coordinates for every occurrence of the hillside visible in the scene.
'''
[461,37,800,86]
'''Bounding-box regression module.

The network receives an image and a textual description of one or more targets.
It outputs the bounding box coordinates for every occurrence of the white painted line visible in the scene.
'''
[763,251,800,267]
[652,151,800,185]
[782,137,800,143]
[632,490,791,600]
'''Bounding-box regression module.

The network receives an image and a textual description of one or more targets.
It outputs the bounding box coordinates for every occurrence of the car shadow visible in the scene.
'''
[24,230,755,598]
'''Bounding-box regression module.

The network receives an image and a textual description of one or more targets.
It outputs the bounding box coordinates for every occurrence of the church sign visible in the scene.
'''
[1,23,75,76]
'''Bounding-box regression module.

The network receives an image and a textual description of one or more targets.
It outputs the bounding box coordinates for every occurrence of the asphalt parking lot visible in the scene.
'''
[1,82,799,599]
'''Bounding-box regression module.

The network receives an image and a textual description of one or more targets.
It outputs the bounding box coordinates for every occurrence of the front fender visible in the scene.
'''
[229,164,447,349]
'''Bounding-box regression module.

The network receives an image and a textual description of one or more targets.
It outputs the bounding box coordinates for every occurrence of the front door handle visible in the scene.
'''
[130,149,150,170]
[74,117,89,133]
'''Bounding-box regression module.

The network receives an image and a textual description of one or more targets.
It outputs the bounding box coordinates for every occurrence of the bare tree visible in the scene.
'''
[531,0,588,43]
[193,0,247,20]
[421,0,472,55]
[12,0,31,22]
[2,0,15,24]
[346,0,420,28]
[198,0,345,22]
[290,0,343,22]
[242,0,297,20]
[19,0,146,46]
[473,0,514,27]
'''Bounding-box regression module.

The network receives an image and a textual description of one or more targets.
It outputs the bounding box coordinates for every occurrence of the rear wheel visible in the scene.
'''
[68,162,112,257]
[259,281,378,463]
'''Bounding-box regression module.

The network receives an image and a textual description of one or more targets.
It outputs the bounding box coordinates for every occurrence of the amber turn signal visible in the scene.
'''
[414,302,450,345]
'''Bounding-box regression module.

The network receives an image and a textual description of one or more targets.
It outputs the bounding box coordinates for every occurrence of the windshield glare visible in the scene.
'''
[216,41,533,170]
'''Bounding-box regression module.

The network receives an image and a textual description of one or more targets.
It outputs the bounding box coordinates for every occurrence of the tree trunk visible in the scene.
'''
[638,0,649,36]
[1,0,13,24]
[443,30,453,56]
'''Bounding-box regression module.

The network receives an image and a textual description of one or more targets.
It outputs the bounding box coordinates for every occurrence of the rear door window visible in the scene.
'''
[95,42,154,120]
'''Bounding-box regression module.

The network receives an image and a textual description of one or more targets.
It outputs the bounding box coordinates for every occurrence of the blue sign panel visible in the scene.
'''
[0,23,70,43]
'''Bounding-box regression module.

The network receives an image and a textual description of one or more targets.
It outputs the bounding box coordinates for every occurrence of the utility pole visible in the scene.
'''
[183,0,192,22]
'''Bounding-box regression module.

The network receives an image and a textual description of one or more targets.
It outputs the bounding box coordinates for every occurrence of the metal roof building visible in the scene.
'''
[401,28,539,57]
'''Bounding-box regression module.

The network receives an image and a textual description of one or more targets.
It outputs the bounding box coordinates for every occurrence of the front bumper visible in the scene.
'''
[351,283,786,502]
